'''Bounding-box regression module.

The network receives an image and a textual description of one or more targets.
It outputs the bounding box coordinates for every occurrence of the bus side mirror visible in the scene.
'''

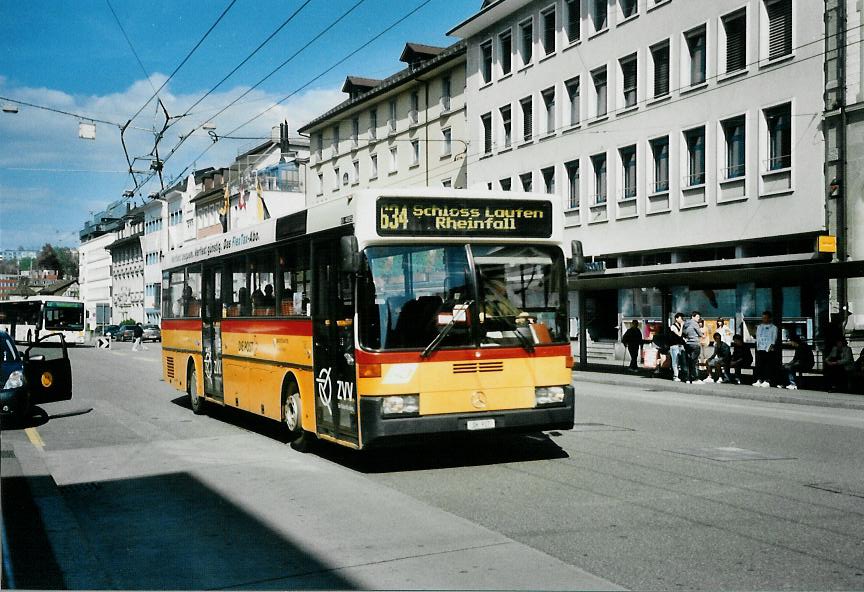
[340,235,361,274]
[570,240,586,274]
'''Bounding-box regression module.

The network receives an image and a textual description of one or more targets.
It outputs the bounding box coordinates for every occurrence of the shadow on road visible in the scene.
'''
[54,471,359,590]
[170,395,290,444]
[0,406,93,431]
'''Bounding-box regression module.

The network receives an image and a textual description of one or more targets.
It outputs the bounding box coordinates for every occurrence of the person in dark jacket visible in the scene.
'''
[622,320,644,371]
[705,332,732,383]
[131,322,147,352]
[780,333,814,390]
[728,334,753,384]
[681,311,703,383]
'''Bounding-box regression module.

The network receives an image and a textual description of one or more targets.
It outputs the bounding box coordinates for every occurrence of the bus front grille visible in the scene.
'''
[452,361,504,374]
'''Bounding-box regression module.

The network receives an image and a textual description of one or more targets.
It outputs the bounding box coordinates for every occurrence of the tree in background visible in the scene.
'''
[34,243,78,279]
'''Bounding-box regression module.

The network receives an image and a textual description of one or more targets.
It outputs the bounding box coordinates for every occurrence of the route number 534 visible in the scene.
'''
[379,206,408,231]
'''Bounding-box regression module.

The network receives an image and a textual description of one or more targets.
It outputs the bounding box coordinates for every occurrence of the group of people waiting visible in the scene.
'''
[622,310,862,391]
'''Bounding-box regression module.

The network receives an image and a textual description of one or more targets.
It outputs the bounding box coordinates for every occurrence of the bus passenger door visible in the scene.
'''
[312,238,358,445]
[202,265,224,402]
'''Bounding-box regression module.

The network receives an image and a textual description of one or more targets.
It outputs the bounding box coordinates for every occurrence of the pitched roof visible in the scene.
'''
[39,277,78,295]
[399,43,446,64]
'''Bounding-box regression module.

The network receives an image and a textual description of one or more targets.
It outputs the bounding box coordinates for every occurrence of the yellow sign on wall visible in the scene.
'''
[818,235,837,253]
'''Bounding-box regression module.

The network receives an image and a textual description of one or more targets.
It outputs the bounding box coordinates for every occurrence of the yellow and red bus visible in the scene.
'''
[161,189,574,450]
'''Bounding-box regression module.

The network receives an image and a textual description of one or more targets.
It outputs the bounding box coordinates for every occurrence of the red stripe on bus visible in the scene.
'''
[355,344,570,364]
[162,319,203,331]
[221,318,313,336]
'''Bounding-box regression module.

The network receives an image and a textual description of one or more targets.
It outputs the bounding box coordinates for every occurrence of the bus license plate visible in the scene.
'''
[466,419,495,431]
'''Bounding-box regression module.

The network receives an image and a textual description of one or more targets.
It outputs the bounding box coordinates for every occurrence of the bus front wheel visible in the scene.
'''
[188,362,205,415]
[283,381,313,452]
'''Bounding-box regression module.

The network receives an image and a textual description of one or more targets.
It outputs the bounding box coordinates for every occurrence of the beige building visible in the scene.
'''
[300,41,468,203]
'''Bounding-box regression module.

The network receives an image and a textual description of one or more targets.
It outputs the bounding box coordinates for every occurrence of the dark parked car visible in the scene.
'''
[142,325,161,342]
[118,326,136,342]
[1,330,73,424]
[100,325,122,339]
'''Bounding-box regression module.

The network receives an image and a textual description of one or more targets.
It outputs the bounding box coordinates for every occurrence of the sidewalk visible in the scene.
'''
[574,368,864,411]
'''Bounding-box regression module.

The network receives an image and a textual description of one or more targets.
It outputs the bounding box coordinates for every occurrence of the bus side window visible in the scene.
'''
[186,268,202,318]
[161,272,173,319]
[278,243,310,317]
[250,251,275,317]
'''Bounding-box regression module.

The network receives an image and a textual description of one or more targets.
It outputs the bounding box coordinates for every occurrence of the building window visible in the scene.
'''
[650,41,670,98]
[332,124,340,154]
[411,139,420,166]
[620,0,637,19]
[519,19,533,66]
[410,91,419,124]
[480,40,493,84]
[565,160,580,209]
[370,154,378,179]
[766,0,792,60]
[481,112,493,154]
[542,87,556,135]
[565,77,580,126]
[592,66,607,117]
[541,7,556,56]
[500,177,512,191]
[316,172,324,195]
[620,53,637,108]
[389,146,398,173]
[592,153,607,204]
[342,171,350,187]
[722,115,746,179]
[723,9,747,73]
[684,126,706,186]
[542,166,555,194]
[521,96,533,141]
[591,0,607,33]
[441,76,451,111]
[352,159,360,183]
[685,25,707,86]
[566,0,581,43]
[520,172,533,192]
[369,108,378,140]
[619,145,637,199]
[499,31,512,76]
[650,136,669,193]
[315,133,323,159]
[334,166,340,190]
[765,103,791,170]
[442,178,452,188]
[442,127,452,156]
[500,105,512,148]
[351,117,359,147]
[388,99,397,133]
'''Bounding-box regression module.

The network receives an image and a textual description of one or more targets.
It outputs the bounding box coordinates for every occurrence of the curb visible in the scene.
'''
[573,370,864,411]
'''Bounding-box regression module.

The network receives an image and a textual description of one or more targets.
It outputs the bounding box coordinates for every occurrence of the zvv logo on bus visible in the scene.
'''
[316,367,354,408]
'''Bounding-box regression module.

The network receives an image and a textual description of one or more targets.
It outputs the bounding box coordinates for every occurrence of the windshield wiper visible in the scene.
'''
[421,300,473,359]
[499,315,535,353]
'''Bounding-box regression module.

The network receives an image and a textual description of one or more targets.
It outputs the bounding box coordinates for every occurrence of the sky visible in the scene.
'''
[0,0,478,250]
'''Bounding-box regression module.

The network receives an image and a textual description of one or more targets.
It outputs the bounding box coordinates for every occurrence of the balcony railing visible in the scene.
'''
[651,179,669,193]
[722,164,745,180]
[683,172,705,187]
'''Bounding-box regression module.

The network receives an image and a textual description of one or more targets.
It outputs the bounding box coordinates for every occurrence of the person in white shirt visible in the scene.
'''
[754,310,779,387]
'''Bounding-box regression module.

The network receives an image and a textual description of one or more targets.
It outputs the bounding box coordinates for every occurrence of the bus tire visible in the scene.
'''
[283,379,314,452]
[188,361,205,415]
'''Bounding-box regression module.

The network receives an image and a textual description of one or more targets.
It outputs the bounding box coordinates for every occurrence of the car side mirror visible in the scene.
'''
[27,354,45,362]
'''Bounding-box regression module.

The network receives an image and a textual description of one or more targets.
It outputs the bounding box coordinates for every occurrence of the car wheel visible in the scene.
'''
[283,381,314,452]
[188,363,205,415]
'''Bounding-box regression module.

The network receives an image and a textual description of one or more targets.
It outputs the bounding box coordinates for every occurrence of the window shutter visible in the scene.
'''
[725,13,746,71]
[654,45,670,96]
[482,114,492,153]
[522,99,533,140]
[767,0,792,60]
[622,58,637,93]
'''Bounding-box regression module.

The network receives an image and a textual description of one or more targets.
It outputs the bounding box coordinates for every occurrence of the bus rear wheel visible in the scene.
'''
[283,381,313,452]
[188,363,205,415]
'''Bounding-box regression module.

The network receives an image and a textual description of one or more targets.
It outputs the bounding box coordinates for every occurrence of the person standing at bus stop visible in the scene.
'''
[754,310,778,387]
[681,311,703,384]
[131,322,147,351]
[622,320,644,372]
[669,313,685,382]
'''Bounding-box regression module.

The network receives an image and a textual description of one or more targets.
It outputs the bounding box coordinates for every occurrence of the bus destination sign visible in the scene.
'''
[376,197,553,238]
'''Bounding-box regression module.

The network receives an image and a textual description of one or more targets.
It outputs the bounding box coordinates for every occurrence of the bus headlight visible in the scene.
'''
[4,370,24,390]
[382,395,420,417]
[535,386,565,406]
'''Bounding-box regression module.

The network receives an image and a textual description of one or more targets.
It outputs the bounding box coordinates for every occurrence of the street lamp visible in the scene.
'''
[2,103,19,114]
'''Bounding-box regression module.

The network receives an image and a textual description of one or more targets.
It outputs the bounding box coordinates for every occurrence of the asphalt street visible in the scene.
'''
[2,343,863,590]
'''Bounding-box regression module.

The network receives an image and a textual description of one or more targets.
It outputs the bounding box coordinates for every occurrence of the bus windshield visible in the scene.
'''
[359,244,566,351]
[44,301,85,331]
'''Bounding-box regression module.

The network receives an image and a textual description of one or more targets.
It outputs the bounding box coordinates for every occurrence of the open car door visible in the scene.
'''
[24,333,72,405]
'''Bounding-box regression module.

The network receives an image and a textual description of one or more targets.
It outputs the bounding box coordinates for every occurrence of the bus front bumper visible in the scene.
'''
[359,386,574,448]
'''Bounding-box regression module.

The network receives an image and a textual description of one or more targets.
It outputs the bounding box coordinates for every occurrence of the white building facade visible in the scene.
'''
[78,232,116,331]
[300,42,468,203]
[451,0,862,351]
